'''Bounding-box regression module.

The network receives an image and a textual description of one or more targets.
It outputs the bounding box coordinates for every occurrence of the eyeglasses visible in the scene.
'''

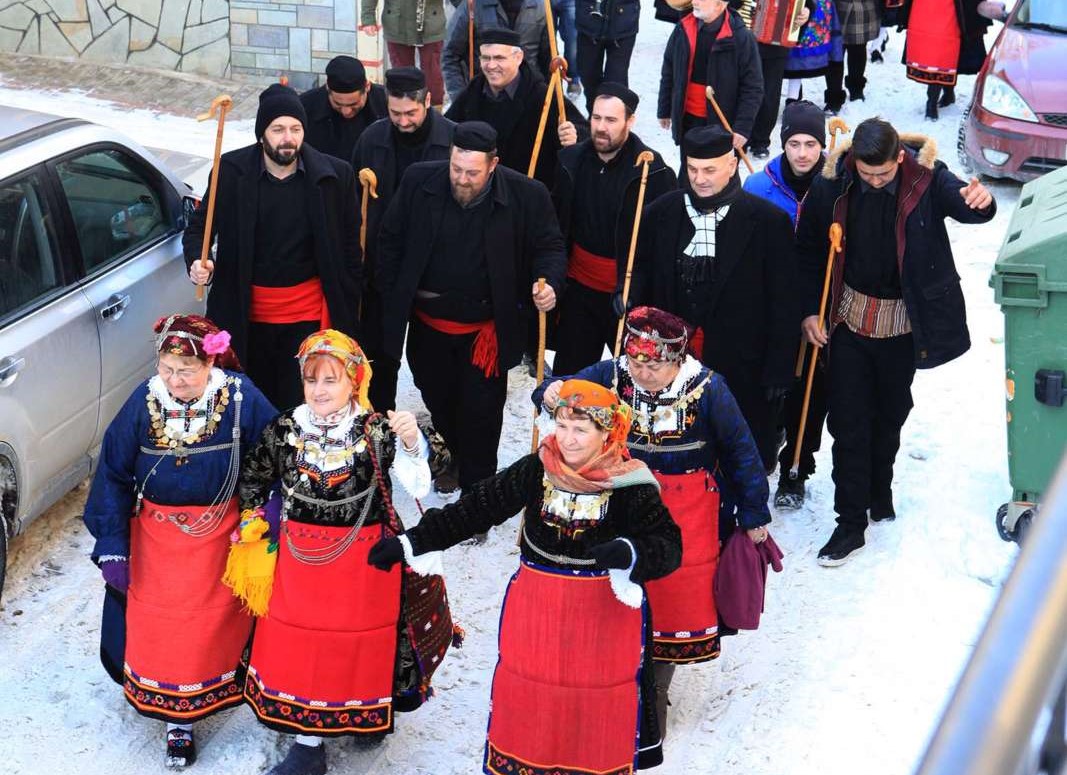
[158,363,205,380]
[479,54,516,64]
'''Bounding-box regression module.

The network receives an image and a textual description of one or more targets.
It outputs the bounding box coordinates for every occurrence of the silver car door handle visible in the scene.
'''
[100,293,131,320]
[0,356,25,386]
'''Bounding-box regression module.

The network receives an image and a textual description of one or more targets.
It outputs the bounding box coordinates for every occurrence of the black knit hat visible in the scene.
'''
[682,125,734,160]
[780,100,826,147]
[595,81,639,113]
[255,83,307,139]
[453,121,498,153]
[325,55,367,93]
[385,66,426,93]
[479,27,521,47]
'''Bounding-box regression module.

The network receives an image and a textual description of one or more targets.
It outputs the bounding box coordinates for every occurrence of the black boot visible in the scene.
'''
[774,474,807,511]
[925,85,940,121]
[817,524,866,567]
[846,75,867,102]
[938,85,956,108]
[823,88,846,115]
[269,742,327,775]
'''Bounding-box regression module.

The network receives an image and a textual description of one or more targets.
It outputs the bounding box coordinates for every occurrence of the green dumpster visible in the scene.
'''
[990,164,1067,541]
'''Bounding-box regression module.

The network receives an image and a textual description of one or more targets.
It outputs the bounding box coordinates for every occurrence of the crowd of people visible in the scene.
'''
[82,1,1004,773]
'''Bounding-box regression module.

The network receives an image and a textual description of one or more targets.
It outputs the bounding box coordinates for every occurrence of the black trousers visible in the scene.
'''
[825,44,869,97]
[778,343,828,481]
[577,34,637,115]
[246,319,321,411]
[406,318,508,491]
[360,285,401,413]
[552,281,618,376]
[751,54,787,150]
[826,326,916,530]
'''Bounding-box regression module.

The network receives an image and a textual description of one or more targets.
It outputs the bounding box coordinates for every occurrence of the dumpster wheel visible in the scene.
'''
[997,503,1034,544]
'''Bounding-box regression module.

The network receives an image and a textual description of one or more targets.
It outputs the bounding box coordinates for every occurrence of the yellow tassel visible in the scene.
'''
[222,515,277,617]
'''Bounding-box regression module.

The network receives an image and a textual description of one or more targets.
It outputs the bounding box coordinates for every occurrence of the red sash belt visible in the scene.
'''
[567,243,617,293]
[682,12,734,119]
[250,277,331,327]
[414,309,499,378]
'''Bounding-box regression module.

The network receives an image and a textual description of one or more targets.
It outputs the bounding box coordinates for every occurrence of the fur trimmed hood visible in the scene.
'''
[822,133,938,180]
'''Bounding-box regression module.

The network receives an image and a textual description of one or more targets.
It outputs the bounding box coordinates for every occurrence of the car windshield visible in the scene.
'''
[1014,0,1067,32]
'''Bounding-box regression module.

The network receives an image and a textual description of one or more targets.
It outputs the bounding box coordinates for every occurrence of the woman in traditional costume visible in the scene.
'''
[368,379,682,774]
[534,306,772,739]
[231,329,452,775]
[84,314,277,768]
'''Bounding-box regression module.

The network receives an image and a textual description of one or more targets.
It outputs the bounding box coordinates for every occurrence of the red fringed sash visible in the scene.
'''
[414,309,499,378]
[644,470,722,663]
[484,561,644,775]
[568,244,617,293]
[124,497,250,722]
[250,277,332,327]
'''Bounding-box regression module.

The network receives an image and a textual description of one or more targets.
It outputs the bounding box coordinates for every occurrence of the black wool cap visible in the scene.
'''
[479,27,521,47]
[255,83,307,139]
[780,100,827,147]
[325,55,367,93]
[595,81,639,113]
[385,66,426,93]
[682,125,735,160]
[453,121,498,153]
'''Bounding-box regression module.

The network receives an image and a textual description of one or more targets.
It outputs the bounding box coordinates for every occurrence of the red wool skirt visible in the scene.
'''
[484,561,645,775]
[244,521,402,736]
[904,0,961,86]
[124,497,251,722]
[644,470,721,664]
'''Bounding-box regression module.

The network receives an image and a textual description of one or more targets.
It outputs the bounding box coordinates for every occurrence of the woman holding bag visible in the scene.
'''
[230,329,452,775]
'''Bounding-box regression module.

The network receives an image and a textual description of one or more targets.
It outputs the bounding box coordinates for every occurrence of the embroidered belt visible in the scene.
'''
[836,283,912,339]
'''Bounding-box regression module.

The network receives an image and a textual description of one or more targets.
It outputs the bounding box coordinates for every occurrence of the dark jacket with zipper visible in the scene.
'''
[576,0,640,41]
[375,160,567,369]
[795,133,997,369]
[182,143,361,362]
[552,133,678,289]
[657,8,764,144]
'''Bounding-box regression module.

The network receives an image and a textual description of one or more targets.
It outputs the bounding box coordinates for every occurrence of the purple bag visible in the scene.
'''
[713,528,784,631]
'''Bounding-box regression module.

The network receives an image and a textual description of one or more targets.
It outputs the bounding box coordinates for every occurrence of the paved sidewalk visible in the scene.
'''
[0,52,269,121]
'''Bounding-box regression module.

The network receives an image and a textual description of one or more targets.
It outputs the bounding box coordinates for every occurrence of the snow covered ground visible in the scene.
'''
[0,12,1027,775]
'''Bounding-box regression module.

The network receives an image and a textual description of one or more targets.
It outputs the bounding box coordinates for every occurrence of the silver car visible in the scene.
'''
[0,106,204,598]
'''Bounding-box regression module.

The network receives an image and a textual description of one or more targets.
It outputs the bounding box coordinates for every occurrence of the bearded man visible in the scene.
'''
[185,83,361,410]
[551,82,676,376]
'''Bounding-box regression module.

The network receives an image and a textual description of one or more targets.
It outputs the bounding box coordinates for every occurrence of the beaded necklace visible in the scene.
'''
[146,375,232,460]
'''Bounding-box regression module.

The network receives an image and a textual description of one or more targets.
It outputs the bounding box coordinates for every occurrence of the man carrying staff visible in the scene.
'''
[300,55,387,163]
[352,66,457,412]
[551,82,676,376]
[446,27,587,189]
[185,83,361,411]
[632,125,798,477]
[797,117,996,566]
[376,121,566,494]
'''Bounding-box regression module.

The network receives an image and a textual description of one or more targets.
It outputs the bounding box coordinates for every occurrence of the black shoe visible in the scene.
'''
[846,77,867,102]
[350,731,387,750]
[774,476,806,511]
[870,49,883,63]
[269,742,327,775]
[823,89,846,115]
[925,98,939,121]
[165,729,197,769]
[751,145,771,159]
[870,498,896,523]
[433,463,460,494]
[816,525,865,567]
[938,86,956,108]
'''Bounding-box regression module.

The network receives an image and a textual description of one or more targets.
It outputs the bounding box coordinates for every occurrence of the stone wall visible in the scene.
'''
[0,0,232,76]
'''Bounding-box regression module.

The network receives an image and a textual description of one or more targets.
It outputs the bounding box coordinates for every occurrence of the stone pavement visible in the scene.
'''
[0,51,268,120]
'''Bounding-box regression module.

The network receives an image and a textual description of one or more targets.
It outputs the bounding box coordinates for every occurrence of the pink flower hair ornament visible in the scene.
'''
[202,330,232,356]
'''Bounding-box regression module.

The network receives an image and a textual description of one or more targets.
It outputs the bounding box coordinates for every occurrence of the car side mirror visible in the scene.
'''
[178,195,200,229]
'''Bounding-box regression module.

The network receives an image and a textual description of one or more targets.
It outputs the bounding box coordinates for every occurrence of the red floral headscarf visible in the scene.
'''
[154,314,242,371]
[296,329,373,410]
[623,306,690,363]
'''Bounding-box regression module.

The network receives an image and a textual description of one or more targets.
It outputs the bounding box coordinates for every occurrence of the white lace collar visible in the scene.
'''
[147,367,227,412]
[621,355,703,403]
[292,402,367,441]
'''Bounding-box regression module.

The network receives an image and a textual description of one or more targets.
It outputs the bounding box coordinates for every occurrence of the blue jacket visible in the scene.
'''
[743,154,803,227]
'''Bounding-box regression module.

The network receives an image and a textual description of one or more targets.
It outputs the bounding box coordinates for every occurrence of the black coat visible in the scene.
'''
[351,110,457,282]
[375,161,567,369]
[631,187,799,452]
[299,84,388,163]
[575,0,640,41]
[445,61,589,189]
[657,8,764,144]
[182,143,361,362]
[553,133,678,287]
[796,133,997,369]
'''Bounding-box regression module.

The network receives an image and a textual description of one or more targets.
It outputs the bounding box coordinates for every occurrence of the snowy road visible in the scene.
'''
[0,14,1023,775]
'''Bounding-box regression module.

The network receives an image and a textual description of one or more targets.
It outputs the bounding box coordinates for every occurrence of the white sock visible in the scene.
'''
[295,734,323,747]
[786,79,802,100]
[166,723,192,733]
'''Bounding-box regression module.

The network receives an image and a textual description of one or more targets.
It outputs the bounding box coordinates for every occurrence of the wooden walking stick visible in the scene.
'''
[704,85,754,174]
[541,0,569,113]
[193,94,233,302]
[467,0,476,81]
[828,117,850,151]
[357,168,378,318]
[527,57,566,178]
[530,276,548,454]
[790,222,842,479]
[612,150,657,357]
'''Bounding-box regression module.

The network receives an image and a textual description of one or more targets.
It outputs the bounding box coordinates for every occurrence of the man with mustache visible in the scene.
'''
[184,83,361,410]
[376,121,566,495]
[551,82,677,376]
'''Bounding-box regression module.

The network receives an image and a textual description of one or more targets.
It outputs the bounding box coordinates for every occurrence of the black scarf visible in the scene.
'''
[685,171,742,212]
[781,155,825,201]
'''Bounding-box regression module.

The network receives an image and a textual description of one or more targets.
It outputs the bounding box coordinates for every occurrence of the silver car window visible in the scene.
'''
[55,149,169,275]
[0,171,61,321]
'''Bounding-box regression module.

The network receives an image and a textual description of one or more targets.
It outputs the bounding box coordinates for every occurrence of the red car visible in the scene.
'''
[959,0,1067,182]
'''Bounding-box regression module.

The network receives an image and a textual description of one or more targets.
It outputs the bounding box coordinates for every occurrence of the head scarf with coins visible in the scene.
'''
[540,379,654,493]
[623,306,691,363]
[154,314,242,371]
[296,329,373,410]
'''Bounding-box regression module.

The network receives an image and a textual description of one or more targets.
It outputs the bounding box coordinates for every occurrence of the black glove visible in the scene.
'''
[368,536,404,570]
[765,385,790,403]
[611,292,630,319]
[587,538,634,570]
